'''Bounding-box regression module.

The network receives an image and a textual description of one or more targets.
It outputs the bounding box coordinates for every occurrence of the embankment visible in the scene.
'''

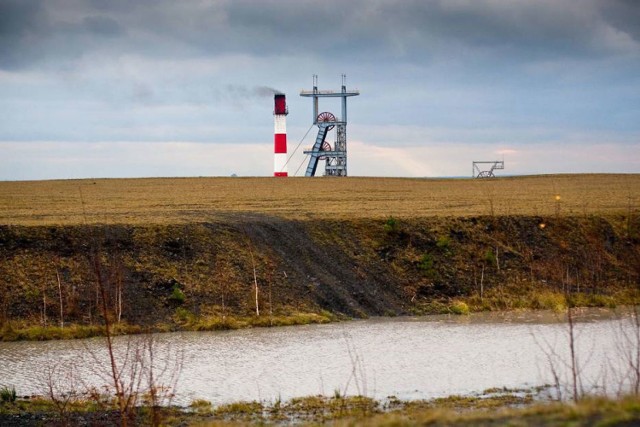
[1,213,638,339]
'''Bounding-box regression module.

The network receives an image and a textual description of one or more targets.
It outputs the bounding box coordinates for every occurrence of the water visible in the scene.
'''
[0,308,636,405]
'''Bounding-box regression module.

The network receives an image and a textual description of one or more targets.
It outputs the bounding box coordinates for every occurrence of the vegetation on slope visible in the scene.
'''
[0,212,638,340]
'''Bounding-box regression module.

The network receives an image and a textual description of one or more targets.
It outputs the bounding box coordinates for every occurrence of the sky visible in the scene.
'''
[1,0,639,180]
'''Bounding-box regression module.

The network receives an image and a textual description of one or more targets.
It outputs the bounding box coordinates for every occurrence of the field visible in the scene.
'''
[0,174,639,225]
[1,173,639,341]
[2,174,640,425]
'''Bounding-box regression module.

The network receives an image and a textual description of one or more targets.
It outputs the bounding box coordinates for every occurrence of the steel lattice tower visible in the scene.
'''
[301,75,359,177]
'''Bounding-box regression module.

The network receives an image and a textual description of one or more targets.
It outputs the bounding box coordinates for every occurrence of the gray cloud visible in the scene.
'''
[600,0,640,42]
[0,0,45,35]
[82,15,124,37]
[131,81,154,104]
[0,0,49,70]
[2,0,638,72]
[0,0,638,179]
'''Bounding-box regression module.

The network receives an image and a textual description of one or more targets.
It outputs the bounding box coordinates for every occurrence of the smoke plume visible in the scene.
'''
[222,85,282,99]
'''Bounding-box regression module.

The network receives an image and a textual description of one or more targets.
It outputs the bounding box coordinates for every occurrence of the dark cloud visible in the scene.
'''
[0,0,126,71]
[0,0,49,70]
[599,0,640,43]
[216,0,638,61]
[0,0,45,36]
[0,0,638,161]
[1,0,638,72]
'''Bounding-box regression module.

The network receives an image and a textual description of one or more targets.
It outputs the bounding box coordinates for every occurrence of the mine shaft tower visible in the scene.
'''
[301,75,359,176]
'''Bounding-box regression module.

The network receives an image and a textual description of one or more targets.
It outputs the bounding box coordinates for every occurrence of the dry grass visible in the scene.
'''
[4,392,640,427]
[0,174,638,225]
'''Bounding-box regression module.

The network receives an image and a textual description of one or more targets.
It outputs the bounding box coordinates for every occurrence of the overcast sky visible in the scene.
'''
[1,0,639,180]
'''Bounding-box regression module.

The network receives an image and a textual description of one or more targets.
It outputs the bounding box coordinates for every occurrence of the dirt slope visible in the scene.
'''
[1,213,638,331]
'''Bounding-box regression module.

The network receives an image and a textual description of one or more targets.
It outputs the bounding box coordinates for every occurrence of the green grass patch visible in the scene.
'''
[412,289,635,317]
[4,390,640,426]
[449,301,470,315]
[249,312,335,327]
[189,399,213,416]
[2,323,102,342]
[0,322,143,342]
[168,284,186,304]
[384,216,399,233]
[0,386,16,403]
[0,309,338,342]
[214,401,264,422]
[436,235,451,249]
[176,311,337,332]
[282,395,379,423]
[530,291,567,312]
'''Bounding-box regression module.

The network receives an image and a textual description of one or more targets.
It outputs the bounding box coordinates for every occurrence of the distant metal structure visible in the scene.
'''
[472,160,505,178]
[301,75,359,176]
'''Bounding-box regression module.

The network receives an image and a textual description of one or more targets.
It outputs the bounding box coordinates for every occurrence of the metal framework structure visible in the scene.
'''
[472,160,505,178]
[301,75,359,176]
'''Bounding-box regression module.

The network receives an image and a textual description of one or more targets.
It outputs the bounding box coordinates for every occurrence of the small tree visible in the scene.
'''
[91,251,141,427]
[41,361,81,427]
[614,306,640,395]
[534,292,585,403]
[55,268,64,328]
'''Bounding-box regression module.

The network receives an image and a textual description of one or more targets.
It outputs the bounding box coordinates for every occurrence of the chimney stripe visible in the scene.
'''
[273,94,288,177]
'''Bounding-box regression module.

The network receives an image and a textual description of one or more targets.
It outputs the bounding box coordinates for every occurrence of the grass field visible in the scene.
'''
[0,174,639,225]
[3,391,640,426]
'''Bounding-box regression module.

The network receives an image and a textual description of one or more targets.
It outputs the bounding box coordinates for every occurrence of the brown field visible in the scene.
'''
[0,174,638,225]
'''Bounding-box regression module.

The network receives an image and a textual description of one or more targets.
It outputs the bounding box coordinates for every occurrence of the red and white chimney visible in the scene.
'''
[273,93,288,177]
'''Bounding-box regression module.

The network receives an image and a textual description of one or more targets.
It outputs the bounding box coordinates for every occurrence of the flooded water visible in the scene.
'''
[0,308,636,405]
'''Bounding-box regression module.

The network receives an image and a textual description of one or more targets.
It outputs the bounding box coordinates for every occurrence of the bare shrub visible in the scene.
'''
[534,299,588,402]
[610,306,640,396]
[341,334,368,398]
[139,333,184,426]
[84,244,184,426]
[81,332,184,426]
[40,359,82,427]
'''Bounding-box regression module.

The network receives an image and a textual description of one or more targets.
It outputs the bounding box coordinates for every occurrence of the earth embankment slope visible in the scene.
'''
[0,174,638,335]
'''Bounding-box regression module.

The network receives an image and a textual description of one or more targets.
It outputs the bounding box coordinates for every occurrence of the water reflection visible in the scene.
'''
[0,308,634,405]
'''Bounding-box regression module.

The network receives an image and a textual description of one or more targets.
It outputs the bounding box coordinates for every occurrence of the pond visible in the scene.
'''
[0,308,636,405]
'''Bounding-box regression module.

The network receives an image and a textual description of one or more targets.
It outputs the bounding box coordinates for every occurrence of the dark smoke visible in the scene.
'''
[223,85,282,99]
[208,84,283,109]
